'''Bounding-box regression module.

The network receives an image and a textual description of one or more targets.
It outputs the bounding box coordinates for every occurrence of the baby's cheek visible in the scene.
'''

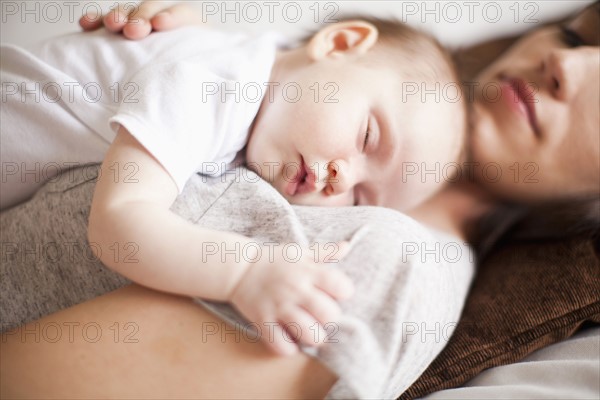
[246,137,276,175]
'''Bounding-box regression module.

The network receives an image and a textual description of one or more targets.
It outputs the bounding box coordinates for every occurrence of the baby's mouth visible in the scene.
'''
[285,157,316,196]
[298,167,308,184]
[296,160,317,195]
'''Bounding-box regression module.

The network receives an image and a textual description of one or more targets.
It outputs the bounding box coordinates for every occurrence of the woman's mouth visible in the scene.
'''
[285,157,316,196]
[500,77,541,136]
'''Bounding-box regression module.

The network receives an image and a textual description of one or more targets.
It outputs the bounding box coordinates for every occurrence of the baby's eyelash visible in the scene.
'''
[362,121,370,152]
[560,26,585,48]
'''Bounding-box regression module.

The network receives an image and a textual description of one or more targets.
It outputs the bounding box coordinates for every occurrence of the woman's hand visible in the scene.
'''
[79,1,203,40]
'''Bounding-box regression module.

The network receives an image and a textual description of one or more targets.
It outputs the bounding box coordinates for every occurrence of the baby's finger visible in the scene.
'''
[314,268,355,301]
[279,307,327,348]
[263,322,299,356]
[312,241,351,264]
[333,240,352,261]
[301,290,342,327]
[150,3,205,31]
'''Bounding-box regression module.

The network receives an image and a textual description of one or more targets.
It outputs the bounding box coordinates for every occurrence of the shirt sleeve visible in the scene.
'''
[109,59,223,192]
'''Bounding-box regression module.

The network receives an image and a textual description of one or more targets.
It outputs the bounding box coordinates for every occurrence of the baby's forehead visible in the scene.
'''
[382,69,466,117]
[376,40,451,68]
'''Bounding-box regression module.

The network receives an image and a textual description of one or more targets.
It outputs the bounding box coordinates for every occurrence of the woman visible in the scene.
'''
[1,2,598,398]
[410,0,599,237]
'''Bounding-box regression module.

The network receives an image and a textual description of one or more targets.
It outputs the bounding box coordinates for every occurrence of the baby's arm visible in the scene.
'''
[88,127,251,300]
[88,127,354,355]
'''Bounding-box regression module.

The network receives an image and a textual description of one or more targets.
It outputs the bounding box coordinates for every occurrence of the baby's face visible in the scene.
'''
[246,51,466,211]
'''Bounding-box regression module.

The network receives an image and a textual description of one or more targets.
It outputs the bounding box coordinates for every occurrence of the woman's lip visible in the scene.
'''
[285,157,315,196]
[500,77,541,136]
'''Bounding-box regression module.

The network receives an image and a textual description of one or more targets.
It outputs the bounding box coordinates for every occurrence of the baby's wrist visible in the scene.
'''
[223,236,260,302]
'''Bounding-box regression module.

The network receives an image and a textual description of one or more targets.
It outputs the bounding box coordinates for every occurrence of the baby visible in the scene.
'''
[0,11,465,355]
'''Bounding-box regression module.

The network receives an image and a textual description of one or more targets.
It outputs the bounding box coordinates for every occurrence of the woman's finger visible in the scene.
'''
[103,3,131,33]
[78,2,205,39]
[150,3,205,31]
[121,1,174,40]
[78,10,104,31]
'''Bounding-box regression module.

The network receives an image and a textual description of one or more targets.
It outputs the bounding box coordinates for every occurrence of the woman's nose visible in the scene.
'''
[542,48,582,102]
[323,159,355,197]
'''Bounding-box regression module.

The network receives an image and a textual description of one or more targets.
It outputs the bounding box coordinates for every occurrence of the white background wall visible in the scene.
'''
[0,1,593,48]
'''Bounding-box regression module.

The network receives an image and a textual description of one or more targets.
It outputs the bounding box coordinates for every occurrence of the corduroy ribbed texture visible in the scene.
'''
[400,236,600,399]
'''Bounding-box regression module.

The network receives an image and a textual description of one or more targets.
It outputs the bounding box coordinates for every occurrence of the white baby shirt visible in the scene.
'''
[1,26,281,208]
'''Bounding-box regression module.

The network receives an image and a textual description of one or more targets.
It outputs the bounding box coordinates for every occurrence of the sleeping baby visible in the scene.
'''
[0,12,466,355]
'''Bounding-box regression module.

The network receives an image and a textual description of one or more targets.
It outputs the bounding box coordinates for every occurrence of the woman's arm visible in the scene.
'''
[1,159,474,398]
[0,284,337,399]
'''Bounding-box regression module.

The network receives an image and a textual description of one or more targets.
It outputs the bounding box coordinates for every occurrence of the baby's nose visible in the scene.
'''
[324,160,354,196]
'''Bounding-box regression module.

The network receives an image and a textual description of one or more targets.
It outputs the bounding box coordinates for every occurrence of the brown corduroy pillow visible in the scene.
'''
[400,235,600,399]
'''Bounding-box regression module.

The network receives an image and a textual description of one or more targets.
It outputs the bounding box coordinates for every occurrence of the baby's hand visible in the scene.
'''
[229,241,354,356]
[79,1,203,40]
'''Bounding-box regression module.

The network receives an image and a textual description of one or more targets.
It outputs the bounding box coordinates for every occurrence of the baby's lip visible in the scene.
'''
[285,157,316,196]
[296,160,317,195]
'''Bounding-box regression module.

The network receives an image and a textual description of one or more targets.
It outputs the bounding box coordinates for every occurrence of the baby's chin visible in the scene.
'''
[267,181,325,206]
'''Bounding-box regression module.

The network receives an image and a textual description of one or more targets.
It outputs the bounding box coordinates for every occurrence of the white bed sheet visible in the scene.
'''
[424,327,600,400]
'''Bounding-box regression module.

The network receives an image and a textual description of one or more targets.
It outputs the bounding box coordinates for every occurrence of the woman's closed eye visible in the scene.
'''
[560,26,585,48]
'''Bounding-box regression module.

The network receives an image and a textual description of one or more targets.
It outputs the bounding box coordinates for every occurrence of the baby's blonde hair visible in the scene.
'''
[304,16,460,84]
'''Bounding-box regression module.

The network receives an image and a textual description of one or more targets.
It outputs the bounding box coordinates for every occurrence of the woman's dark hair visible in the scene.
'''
[468,196,600,261]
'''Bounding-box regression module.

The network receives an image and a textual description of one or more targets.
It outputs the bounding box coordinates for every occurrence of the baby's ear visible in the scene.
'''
[307,20,378,61]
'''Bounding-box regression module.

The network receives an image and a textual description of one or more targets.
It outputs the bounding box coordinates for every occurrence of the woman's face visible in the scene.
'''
[469,4,599,202]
